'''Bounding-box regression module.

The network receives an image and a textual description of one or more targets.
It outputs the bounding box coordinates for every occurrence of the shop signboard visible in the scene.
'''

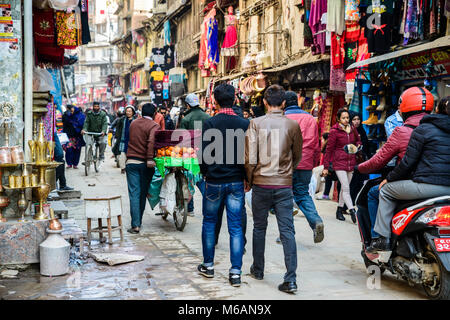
[393,48,450,81]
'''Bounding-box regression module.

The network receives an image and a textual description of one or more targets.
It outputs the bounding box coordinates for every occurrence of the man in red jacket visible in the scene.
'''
[126,103,160,234]
[355,87,433,248]
[284,91,324,243]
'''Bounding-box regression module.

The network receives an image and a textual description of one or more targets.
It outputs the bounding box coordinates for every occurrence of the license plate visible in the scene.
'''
[434,238,450,252]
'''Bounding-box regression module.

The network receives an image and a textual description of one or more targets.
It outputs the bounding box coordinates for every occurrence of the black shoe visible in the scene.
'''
[197,264,214,278]
[278,281,298,293]
[250,265,263,280]
[349,208,357,224]
[336,207,345,221]
[127,227,139,234]
[366,236,390,253]
[229,274,241,287]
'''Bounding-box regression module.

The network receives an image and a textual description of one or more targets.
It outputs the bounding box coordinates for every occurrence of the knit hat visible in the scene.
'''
[125,105,136,115]
[284,91,298,107]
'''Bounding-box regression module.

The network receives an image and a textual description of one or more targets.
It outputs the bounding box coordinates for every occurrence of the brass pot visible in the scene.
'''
[33,183,50,220]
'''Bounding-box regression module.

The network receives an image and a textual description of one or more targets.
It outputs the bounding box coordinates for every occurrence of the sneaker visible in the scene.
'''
[66,165,72,169]
[188,211,195,217]
[249,265,263,280]
[313,222,324,243]
[73,166,78,169]
[229,274,241,287]
[197,264,214,278]
[278,281,298,293]
[59,186,74,191]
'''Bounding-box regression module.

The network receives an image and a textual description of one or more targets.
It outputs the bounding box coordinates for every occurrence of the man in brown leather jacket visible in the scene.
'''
[245,85,302,294]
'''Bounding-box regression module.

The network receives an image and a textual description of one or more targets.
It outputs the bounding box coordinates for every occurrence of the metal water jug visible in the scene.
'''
[39,228,70,276]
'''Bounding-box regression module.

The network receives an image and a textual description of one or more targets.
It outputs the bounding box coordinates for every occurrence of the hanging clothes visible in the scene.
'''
[79,0,91,45]
[309,0,328,55]
[55,10,81,49]
[328,0,345,35]
[222,7,238,56]
[34,10,64,66]
[345,0,360,21]
[303,0,314,47]
[164,20,171,46]
[331,33,345,68]
[404,0,419,44]
[330,61,347,92]
[206,16,219,74]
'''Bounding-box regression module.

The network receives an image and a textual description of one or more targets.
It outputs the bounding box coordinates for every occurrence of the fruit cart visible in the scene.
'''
[148,130,202,231]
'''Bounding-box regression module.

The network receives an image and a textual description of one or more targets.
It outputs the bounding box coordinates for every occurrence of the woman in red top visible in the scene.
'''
[322,108,361,223]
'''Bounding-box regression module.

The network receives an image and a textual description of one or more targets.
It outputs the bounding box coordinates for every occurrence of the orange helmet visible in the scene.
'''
[398,87,434,113]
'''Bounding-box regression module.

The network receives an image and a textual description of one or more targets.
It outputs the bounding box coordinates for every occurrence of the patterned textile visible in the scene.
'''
[318,95,332,137]
[404,0,418,44]
[42,103,55,142]
[34,10,55,44]
[331,33,345,67]
[55,10,81,49]
[330,63,346,92]
[345,0,360,21]
[216,108,237,116]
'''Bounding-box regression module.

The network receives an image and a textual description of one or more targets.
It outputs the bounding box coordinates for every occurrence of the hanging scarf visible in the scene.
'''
[34,10,55,44]
[55,10,81,49]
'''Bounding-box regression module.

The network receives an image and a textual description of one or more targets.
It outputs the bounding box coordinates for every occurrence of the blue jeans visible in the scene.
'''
[367,185,381,238]
[188,179,205,212]
[126,163,154,228]
[252,186,297,283]
[215,199,247,247]
[292,170,323,230]
[202,182,245,275]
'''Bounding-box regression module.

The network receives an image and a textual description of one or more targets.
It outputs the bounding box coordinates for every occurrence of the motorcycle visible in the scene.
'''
[356,178,450,300]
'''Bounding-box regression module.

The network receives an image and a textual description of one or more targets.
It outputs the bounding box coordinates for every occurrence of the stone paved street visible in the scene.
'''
[0,150,428,300]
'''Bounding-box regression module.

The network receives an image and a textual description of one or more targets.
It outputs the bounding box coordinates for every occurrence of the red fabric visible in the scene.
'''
[344,21,360,42]
[323,123,361,172]
[285,112,320,170]
[34,10,55,44]
[358,113,427,174]
[217,108,236,116]
[331,33,345,68]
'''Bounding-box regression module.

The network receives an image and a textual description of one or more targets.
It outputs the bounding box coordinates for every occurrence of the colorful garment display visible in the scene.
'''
[303,0,314,47]
[199,8,219,77]
[222,6,238,56]
[55,10,81,49]
[404,0,419,44]
[331,33,345,67]
[309,0,328,55]
[345,0,360,21]
[79,0,91,45]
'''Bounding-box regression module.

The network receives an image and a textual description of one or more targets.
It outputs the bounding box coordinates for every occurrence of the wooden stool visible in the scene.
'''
[84,195,124,246]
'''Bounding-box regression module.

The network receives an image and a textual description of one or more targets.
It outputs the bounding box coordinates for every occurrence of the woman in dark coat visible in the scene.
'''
[112,105,136,173]
[63,105,85,169]
[322,108,361,222]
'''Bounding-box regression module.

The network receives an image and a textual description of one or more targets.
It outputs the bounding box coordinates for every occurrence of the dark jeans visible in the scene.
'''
[367,185,381,238]
[215,200,247,247]
[65,147,82,166]
[202,182,245,274]
[126,163,154,228]
[188,180,205,212]
[252,186,297,283]
[55,145,66,189]
[293,170,323,230]
[350,170,368,203]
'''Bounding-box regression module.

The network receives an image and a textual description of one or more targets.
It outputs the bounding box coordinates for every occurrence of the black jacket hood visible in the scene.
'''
[420,114,450,133]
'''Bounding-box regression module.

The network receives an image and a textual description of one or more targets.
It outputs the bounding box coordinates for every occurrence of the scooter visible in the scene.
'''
[356,178,450,300]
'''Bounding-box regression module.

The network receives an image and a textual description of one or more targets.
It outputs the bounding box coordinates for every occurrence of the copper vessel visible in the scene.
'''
[48,208,62,231]
[0,194,9,222]
[0,147,11,164]
[10,146,24,164]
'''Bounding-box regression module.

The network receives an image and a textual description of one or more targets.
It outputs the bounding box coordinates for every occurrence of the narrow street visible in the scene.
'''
[0,149,427,300]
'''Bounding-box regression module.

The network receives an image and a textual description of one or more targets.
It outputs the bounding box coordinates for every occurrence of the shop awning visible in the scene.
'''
[264,52,330,73]
[346,36,450,70]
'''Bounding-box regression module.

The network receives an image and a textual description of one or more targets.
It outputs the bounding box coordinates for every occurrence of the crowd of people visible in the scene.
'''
[58,85,450,294]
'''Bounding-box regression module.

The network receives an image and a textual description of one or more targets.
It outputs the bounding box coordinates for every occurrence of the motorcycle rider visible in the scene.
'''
[368,95,450,252]
[355,87,433,242]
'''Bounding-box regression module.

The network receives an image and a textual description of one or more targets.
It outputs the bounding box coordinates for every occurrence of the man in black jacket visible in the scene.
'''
[368,97,450,252]
[197,84,249,287]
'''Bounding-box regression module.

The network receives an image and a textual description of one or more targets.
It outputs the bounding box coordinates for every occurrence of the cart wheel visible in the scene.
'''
[173,172,187,231]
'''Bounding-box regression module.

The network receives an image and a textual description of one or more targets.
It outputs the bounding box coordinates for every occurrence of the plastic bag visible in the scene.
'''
[33,68,55,92]
[309,174,317,199]
[159,173,177,214]
[48,0,79,10]
[148,169,165,210]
